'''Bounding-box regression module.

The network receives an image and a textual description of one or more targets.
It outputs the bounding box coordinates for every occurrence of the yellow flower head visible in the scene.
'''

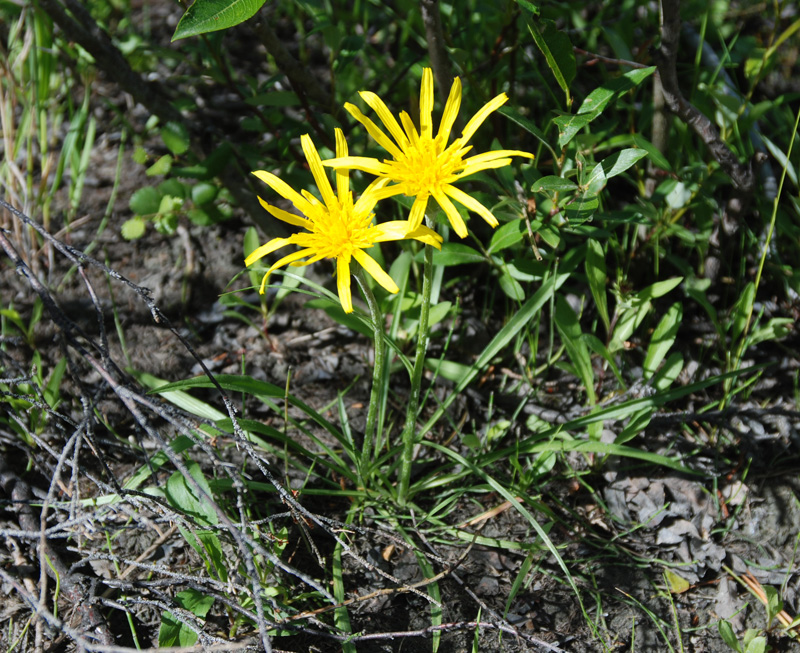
[245,129,442,313]
[324,68,534,238]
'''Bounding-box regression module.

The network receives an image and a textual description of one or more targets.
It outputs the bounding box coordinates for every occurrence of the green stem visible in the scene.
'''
[354,267,385,484]
[397,238,434,506]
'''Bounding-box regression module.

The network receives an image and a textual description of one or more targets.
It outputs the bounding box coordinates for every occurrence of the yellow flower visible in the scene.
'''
[245,129,442,313]
[324,68,534,238]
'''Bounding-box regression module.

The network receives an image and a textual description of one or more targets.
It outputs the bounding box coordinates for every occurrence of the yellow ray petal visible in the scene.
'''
[399,111,419,147]
[460,93,509,143]
[438,76,462,143]
[245,237,291,267]
[336,256,353,313]
[252,170,315,216]
[359,90,410,150]
[408,194,429,232]
[405,223,444,249]
[444,184,499,227]
[334,127,349,202]
[420,68,434,139]
[258,248,314,293]
[301,134,336,209]
[259,198,310,229]
[457,157,513,178]
[353,249,399,294]
[432,188,468,238]
[343,103,405,160]
[324,156,392,176]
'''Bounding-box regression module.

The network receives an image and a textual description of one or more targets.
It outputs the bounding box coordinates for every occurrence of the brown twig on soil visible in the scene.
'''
[0,456,115,646]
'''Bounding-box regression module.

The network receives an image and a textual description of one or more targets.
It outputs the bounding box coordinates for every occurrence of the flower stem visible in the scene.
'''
[397,238,434,506]
[354,267,385,484]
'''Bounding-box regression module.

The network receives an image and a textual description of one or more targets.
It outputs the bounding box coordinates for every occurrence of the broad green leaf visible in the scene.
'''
[744,637,767,653]
[643,302,682,380]
[161,121,190,155]
[146,154,172,176]
[488,219,526,253]
[172,0,268,41]
[563,194,599,224]
[431,242,484,266]
[191,182,218,205]
[554,112,598,149]
[129,186,160,215]
[166,461,218,526]
[598,148,649,180]
[554,295,596,404]
[524,16,575,97]
[651,352,683,391]
[158,589,214,647]
[577,66,656,115]
[585,239,609,331]
[499,269,525,300]
[531,176,579,193]
[121,216,146,240]
[764,585,783,627]
[638,277,684,301]
[718,620,743,653]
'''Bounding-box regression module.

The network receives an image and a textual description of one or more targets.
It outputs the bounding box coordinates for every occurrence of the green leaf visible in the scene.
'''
[524,17,575,96]
[191,182,219,205]
[129,186,160,215]
[585,239,609,331]
[554,112,598,149]
[531,176,579,193]
[730,282,755,342]
[161,121,190,155]
[718,620,743,653]
[615,408,652,445]
[158,589,215,647]
[639,277,684,301]
[577,66,656,115]
[488,219,526,253]
[431,242,485,266]
[172,0,268,41]
[643,302,682,380]
[764,584,783,627]
[499,270,525,300]
[743,637,767,653]
[554,295,596,404]
[146,154,172,176]
[596,148,649,180]
[166,461,218,526]
[158,194,182,215]
[632,133,672,172]
[651,352,683,391]
[121,216,147,240]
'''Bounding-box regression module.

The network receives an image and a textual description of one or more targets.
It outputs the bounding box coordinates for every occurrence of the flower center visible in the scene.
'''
[392,135,463,197]
[308,195,375,259]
